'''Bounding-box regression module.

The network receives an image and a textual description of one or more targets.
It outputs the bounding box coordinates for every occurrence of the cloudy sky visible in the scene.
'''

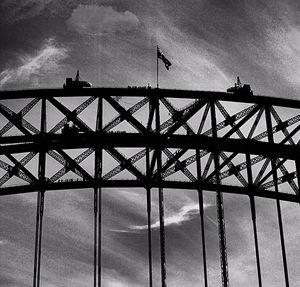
[1,0,300,286]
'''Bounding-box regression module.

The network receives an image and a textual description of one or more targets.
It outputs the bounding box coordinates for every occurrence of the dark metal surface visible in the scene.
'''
[1,88,300,287]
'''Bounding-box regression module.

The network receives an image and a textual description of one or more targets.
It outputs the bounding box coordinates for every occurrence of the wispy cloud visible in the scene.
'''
[0,38,68,89]
[131,202,212,230]
[67,5,140,36]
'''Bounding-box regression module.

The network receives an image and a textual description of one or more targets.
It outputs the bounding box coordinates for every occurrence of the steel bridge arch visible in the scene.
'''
[0,88,300,287]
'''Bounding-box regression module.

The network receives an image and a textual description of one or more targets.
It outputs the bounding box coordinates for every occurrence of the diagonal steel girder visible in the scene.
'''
[49,96,97,133]
[0,97,40,136]
[47,97,92,132]
[104,95,148,133]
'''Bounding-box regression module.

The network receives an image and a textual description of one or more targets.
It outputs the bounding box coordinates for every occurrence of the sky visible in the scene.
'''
[1,0,300,286]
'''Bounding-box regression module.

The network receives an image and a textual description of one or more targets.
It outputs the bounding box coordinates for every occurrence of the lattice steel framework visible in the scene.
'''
[1,88,300,287]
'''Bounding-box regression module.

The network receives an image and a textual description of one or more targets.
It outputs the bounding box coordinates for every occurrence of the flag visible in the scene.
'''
[157,47,172,70]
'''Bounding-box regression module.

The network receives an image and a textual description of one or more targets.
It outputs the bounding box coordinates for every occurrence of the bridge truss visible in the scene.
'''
[0,88,300,287]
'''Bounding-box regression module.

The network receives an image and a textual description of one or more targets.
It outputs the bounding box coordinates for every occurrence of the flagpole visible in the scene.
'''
[156,46,159,89]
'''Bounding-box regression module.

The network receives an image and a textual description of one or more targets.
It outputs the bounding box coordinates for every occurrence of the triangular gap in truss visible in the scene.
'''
[12,152,32,161]
[0,155,10,177]
[0,113,9,132]
[0,168,5,179]
[102,149,122,176]
[63,148,89,159]
[58,170,84,182]
[3,125,25,137]
[79,150,95,176]
[185,104,209,134]
[173,126,189,135]
[54,96,90,111]
[188,160,197,180]
[0,154,14,166]
[76,99,98,131]
[222,174,245,188]
[108,168,137,180]
[109,120,139,133]
[277,181,296,195]
[273,129,287,144]
[252,157,272,185]
[279,159,296,174]
[20,153,39,179]
[102,98,122,130]
[22,99,41,133]
[158,99,173,129]
[250,109,268,141]
[130,150,146,173]
[45,152,64,180]
[165,97,195,110]
[46,99,69,133]
[2,175,30,188]
[63,148,94,176]
[117,96,142,109]
[161,149,171,167]
[272,106,300,121]
[1,98,32,113]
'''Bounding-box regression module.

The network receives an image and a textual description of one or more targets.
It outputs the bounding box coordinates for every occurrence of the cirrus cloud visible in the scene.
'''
[131,202,213,230]
[67,5,140,36]
[0,38,68,89]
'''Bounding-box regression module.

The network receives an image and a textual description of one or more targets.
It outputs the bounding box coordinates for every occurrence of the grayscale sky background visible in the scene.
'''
[0,1,300,287]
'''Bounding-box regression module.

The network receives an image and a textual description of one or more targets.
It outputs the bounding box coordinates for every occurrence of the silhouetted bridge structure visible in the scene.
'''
[1,87,300,287]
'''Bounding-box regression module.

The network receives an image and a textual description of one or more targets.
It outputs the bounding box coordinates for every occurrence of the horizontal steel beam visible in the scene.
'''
[0,179,299,203]
[1,133,299,160]
[1,88,300,109]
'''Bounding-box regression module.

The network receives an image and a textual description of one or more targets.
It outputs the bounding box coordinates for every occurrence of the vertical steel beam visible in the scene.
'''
[36,191,44,287]
[33,98,46,287]
[33,191,41,287]
[265,106,289,287]
[94,187,98,287]
[146,145,153,287]
[210,100,229,287]
[246,153,262,287]
[155,95,167,287]
[296,160,300,203]
[147,97,153,287]
[196,148,208,287]
[95,96,103,287]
